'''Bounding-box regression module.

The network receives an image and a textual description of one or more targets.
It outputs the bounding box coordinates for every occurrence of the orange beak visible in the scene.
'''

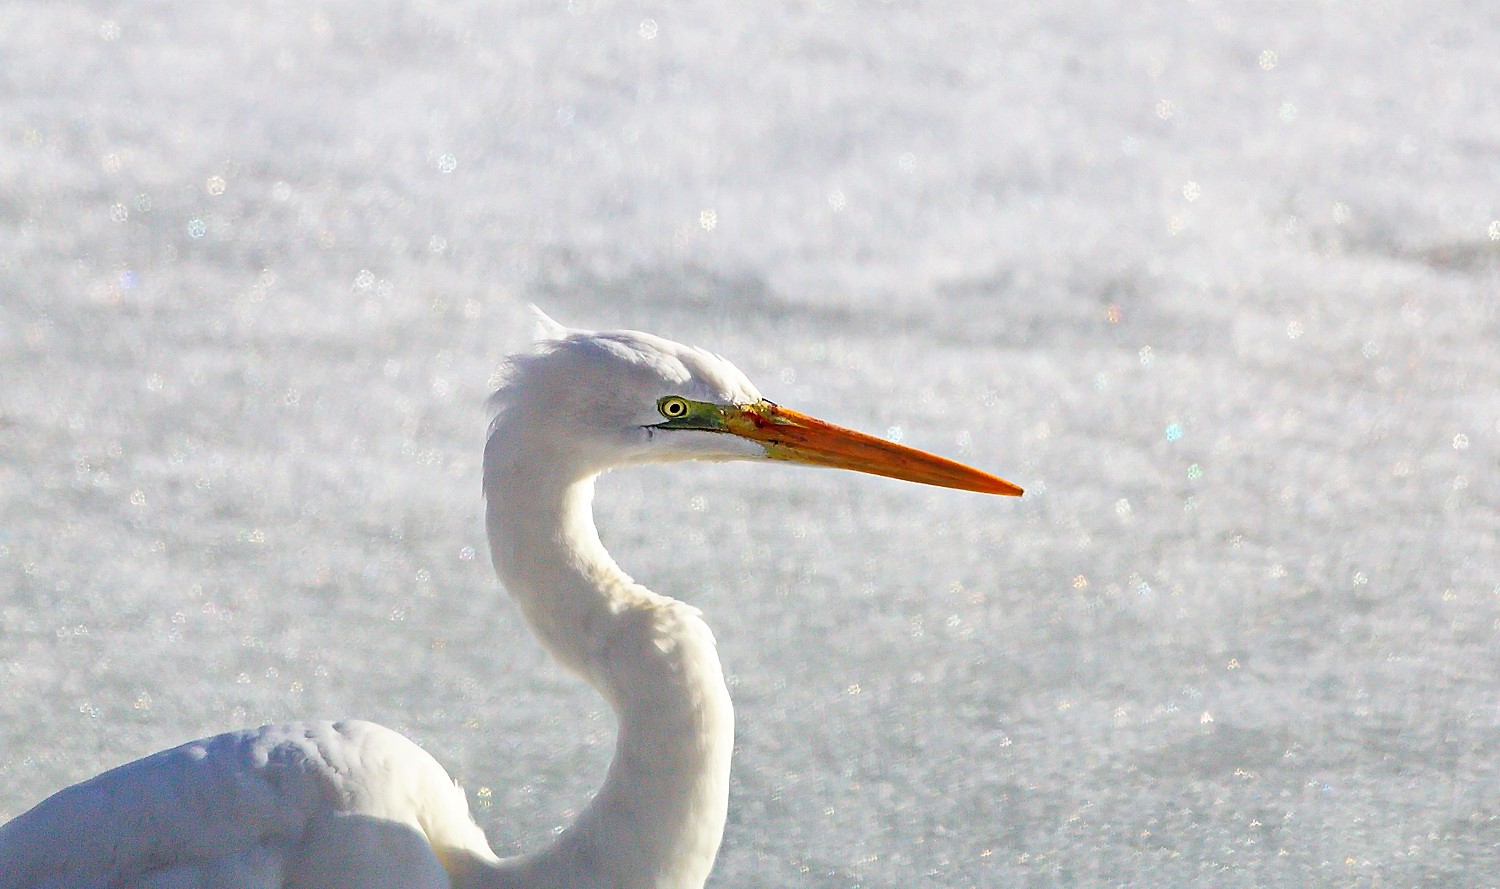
[722,402,1022,496]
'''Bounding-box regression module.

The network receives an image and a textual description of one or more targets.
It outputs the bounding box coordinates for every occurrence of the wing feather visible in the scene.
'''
[0,721,492,889]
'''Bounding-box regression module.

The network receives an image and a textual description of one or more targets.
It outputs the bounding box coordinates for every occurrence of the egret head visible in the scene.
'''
[487,311,1021,496]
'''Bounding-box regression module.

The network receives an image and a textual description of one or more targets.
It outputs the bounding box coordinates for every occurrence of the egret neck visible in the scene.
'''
[481,442,733,889]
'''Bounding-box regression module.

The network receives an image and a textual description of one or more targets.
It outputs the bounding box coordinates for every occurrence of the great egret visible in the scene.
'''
[0,315,1021,889]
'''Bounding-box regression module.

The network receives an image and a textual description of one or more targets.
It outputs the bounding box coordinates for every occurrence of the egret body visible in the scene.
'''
[0,315,1020,889]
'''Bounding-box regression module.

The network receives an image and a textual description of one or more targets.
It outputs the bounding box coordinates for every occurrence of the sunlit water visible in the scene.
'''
[1,3,1496,885]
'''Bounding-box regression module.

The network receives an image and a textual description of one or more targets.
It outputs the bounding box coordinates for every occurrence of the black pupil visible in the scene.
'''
[668,400,684,416]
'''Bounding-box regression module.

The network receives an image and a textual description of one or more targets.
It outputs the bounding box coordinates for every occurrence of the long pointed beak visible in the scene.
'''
[722,402,1022,496]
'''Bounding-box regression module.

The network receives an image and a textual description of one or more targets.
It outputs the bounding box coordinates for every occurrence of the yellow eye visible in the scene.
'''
[658,396,691,419]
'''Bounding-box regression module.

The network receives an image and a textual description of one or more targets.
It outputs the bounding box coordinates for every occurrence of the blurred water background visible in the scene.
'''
[1,2,1497,885]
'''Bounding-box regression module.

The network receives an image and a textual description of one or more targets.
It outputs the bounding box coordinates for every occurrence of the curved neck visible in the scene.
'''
[472,439,734,889]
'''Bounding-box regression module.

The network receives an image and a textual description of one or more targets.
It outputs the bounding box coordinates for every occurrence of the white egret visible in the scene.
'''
[0,314,1021,889]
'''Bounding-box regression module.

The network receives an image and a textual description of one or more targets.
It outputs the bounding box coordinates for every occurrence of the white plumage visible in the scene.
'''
[0,314,1020,888]
[1,721,486,889]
